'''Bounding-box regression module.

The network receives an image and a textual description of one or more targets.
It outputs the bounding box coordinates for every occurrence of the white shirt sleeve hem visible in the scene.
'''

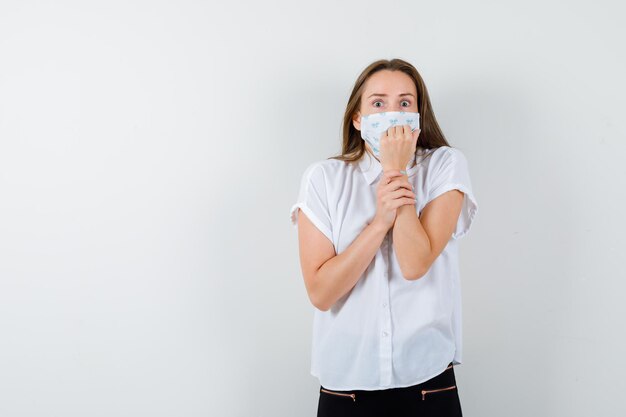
[290,203,333,243]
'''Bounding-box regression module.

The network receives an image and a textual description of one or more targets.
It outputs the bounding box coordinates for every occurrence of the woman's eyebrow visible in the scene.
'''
[367,93,415,98]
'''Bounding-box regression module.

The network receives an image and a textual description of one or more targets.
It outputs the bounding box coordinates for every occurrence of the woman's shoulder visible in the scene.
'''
[302,157,353,176]
[421,146,469,168]
[297,157,350,185]
[425,145,461,158]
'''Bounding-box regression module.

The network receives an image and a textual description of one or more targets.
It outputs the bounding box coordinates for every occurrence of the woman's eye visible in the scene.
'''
[372,100,410,107]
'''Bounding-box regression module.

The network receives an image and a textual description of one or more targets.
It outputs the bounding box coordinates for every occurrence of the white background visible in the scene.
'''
[1,1,625,416]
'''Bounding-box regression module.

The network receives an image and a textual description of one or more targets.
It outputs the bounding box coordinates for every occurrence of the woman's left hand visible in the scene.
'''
[380,125,421,171]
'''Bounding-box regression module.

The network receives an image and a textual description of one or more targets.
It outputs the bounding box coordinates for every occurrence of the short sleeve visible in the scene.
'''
[289,163,333,243]
[424,147,479,240]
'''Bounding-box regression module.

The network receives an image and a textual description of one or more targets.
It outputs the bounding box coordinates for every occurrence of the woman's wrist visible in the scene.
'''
[368,219,390,235]
[382,166,408,176]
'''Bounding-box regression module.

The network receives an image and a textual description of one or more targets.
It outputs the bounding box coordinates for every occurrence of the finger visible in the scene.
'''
[383,169,404,179]
[387,177,414,190]
[390,198,416,210]
[401,177,414,190]
[383,175,408,190]
[388,188,416,200]
[395,125,403,138]
[381,171,404,187]
[385,183,413,195]
[380,131,389,152]
[403,124,411,139]
[412,128,421,142]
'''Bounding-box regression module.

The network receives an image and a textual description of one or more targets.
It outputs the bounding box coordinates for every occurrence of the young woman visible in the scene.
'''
[289,58,478,417]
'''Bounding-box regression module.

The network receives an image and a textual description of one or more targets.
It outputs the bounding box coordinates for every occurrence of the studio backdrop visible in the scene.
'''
[0,1,624,416]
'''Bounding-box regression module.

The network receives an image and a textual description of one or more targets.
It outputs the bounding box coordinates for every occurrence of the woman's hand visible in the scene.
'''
[380,125,421,171]
[371,170,416,231]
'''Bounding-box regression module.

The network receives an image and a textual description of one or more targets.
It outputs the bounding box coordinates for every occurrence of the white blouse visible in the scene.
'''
[289,146,479,391]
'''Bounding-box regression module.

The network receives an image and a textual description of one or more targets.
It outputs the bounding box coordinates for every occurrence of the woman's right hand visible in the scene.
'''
[372,170,416,231]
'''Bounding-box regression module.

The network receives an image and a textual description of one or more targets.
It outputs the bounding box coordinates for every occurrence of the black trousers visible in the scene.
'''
[317,362,462,417]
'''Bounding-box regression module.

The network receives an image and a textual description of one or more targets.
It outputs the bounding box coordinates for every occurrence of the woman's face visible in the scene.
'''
[352,69,419,132]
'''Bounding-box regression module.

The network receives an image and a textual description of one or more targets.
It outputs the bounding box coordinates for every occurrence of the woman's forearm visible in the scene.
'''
[392,204,430,280]
[312,221,388,311]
